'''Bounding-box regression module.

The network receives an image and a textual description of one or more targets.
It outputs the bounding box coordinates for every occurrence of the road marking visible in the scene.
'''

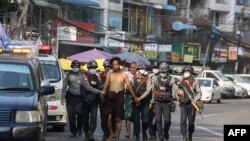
[196,124,223,137]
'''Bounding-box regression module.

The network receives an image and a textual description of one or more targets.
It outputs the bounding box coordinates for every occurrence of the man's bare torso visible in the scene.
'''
[109,71,126,93]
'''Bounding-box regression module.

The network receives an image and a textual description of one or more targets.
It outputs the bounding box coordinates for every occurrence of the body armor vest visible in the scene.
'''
[154,76,172,102]
[85,72,99,89]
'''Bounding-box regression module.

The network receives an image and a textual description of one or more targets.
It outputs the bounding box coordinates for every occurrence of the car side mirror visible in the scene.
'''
[41,86,55,95]
[41,79,55,95]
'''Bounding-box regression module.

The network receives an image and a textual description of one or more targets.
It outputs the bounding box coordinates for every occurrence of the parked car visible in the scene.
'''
[37,52,67,132]
[233,84,248,98]
[196,78,222,103]
[225,74,250,97]
[199,70,235,98]
[0,54,54,141]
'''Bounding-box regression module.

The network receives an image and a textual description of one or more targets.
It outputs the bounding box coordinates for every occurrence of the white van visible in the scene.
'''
[37,53,67,131]
[199,70,235,97]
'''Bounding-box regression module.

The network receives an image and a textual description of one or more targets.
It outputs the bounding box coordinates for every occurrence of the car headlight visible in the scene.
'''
[47,89,61,101]
[15,111,41,123]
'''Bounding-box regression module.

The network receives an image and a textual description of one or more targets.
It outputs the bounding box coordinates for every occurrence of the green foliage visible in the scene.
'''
[0,0,11,9]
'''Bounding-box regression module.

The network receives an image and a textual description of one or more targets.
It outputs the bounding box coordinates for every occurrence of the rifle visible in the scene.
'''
[177,81,202,113]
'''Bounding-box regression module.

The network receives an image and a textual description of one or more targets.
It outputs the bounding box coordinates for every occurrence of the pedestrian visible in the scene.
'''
[102,57,140,141]
[124,62,137,139]
[151,62,177,141]
[99,59,116,141]
[61,60,103,137]
[177,66,202,141]
[131,64,151,141]
[82,60,103,141]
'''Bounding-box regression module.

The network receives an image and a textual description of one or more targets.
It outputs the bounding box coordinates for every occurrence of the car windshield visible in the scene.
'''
[40,60,61,82]
[239,76,250,83]
[232,75,248,83]
[0,63,33,91]
[198,79,212,87]
[214,71,229,81]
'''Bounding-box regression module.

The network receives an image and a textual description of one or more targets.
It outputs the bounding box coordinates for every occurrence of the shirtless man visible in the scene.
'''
[102,57,140,141]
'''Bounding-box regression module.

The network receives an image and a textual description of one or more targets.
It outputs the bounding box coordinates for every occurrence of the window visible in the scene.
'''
[0,63,33,91]
[110,0,120,3]
[40,60,61,83]
[198,79,211,87]
[206,73,217,80]
[215,12,219,26]
[214,80,219,86]
[66,8,102,31]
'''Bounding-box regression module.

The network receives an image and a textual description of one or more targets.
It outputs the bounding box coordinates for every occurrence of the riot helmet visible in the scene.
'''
[71,60,80,68]
[182,65,194,79]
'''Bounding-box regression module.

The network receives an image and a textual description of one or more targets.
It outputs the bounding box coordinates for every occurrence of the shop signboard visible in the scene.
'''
[211,48,228,63]
[108,31,125,47]
[183,43,201,61]
[57,26,77,41]
[228,47,237,61]
[144,43,158,59]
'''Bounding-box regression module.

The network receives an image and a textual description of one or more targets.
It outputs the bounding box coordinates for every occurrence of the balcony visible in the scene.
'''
[208,0,230,12]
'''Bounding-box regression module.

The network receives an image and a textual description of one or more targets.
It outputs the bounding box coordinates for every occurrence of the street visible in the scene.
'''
[45,98,250,141]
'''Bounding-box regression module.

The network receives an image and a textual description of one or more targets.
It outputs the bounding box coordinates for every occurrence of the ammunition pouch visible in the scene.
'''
[155,93,172,102]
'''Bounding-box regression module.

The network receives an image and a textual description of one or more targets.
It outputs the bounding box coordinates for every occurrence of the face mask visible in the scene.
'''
[143,71,149,76]
[139,69,146,75]
[72,68,80,73]
[152,69,159,74]
[160,72,167,78]
[183,72,191,79]
[89,69,97,74]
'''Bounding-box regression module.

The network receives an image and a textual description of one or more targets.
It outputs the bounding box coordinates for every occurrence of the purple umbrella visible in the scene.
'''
[0,23,8,47]
[68,48,112,62]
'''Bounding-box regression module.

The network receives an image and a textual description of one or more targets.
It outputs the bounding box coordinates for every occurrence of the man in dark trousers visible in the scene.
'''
[131,64,150,141]
[152,62,177,141]
[177,66,202,141]
[61,60,103,137]
[82,60,102,141]
[99,59,116,141]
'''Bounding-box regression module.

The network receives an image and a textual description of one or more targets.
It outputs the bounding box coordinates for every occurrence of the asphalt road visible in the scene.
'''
[46,98,250,141]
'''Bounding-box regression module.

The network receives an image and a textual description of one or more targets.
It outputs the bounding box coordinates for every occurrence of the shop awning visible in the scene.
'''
[163,4,177,11]
[62,0,100,8]
[32,0,60,10]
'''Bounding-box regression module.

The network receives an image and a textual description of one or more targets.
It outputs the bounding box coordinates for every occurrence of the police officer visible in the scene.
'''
[152,62,177,141]
[177,66,202,141]
[131,64,150,141]
[148,61,159,140]
[82,60,102,141]
[61,60,103,137]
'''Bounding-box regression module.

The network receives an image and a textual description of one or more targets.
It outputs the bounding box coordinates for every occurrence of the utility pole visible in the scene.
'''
[235,7,244,74]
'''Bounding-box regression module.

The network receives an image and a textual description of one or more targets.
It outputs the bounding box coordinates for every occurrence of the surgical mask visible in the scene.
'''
[160,72,167,78]
[152,69,159,74]
[183,72,191,79]
[139,69,146,75]
[89,69,97,74]
[72,68,80,73]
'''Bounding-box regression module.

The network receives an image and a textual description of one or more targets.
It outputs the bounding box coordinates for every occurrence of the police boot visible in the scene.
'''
[143,132,148,141]
[158,135,164,141]
[188,133,192,141]
[182,134,188,141]
[85,133,90,141]
[89,132,95,141]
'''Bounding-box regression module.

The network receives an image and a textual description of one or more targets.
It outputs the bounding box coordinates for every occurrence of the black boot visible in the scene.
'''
[182,134,187,141]
[158,135,164,141]
[143,132,148,141]
[89,132,95,141]
[188,133,192,141]
[85,133,90,141]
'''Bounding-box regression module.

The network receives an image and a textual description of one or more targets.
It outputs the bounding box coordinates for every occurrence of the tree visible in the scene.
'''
[0,0,11,9]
